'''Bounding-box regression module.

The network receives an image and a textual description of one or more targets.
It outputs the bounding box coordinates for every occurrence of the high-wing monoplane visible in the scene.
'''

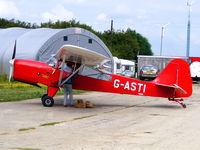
[9,44,192,108]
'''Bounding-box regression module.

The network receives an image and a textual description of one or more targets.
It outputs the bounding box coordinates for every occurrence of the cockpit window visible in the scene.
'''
[45,56,57,68]
[80,66,112,81]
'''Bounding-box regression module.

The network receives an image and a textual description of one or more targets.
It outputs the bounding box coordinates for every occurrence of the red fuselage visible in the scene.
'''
[12,59,192,99]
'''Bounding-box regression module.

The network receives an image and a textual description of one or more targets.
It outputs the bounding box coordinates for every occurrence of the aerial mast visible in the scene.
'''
[186,0,193,57]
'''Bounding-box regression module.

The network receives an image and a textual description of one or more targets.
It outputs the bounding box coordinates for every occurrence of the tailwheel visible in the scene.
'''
[42,96,54,107]
[182,104,186,108]
[168,98,186,108]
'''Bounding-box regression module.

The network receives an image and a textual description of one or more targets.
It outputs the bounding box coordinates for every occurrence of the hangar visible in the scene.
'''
[0,27,113,75]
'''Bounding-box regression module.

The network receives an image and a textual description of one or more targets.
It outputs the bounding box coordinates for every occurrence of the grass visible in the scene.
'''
[40,121,62,126]
[40,114,98,127]
[144,131,152,134]
[73,114,97,120]
[18,127,36,131]
[0,74,7,83]
[0,132,9,135]
[0,76,86,102]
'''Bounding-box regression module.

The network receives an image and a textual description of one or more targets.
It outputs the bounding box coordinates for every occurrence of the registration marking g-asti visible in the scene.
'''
[113,79,147,94]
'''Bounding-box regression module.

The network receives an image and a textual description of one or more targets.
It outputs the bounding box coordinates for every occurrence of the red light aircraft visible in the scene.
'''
[9,44,192,108]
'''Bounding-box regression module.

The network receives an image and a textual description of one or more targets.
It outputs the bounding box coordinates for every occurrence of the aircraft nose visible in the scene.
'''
[9,59,15,65]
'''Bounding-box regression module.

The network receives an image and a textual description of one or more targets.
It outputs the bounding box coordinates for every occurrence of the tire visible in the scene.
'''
[41,94,48,101]
[42,96,54,107]
[182,104,186,108]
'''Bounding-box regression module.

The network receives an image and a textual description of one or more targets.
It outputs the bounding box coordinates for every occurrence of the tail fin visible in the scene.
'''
[153,59,192,98]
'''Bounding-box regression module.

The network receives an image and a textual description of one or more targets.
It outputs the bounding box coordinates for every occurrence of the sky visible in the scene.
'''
[0,0,199,57]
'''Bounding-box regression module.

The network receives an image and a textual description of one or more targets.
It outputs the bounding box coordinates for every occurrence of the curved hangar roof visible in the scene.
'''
[0,27,113,75]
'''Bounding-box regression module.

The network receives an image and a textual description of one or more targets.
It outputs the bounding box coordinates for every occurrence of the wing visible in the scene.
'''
[55,45,110,66]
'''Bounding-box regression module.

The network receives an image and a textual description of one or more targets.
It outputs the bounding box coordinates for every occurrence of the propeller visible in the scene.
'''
[9,40,17,82]
[12,40,17,59]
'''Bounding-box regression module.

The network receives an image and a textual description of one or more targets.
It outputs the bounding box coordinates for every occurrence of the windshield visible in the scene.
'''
[45,56,58,68]
[99,60,112,74]
[142,66,156,71]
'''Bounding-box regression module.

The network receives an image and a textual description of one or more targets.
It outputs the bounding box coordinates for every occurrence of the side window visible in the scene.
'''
[79,66,112,81]
[63,36,68,41]
[88,39,92,44]
[117,63,121,69]
[125,65,130,70]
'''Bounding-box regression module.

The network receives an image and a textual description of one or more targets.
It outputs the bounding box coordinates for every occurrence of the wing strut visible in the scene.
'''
[59,64,84,87]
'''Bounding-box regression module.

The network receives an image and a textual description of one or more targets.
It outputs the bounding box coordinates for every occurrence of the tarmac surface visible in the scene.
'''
[0,85,200,150]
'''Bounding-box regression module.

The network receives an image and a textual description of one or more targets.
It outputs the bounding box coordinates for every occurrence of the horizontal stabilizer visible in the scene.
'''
[156,83,187,94]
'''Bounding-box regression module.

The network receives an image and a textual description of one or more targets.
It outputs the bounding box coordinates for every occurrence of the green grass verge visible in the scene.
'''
[73,114,97,120]
[18,127,36,131]
[0,76,86,102]
[40,121,62,126]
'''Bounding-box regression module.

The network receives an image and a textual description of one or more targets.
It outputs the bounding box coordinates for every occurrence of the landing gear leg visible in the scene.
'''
[168,98,186,108]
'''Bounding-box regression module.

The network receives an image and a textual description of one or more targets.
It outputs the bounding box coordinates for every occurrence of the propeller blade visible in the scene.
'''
[9,59,14,82]
[9,66,13,82]
[9,40,17,82]
[12,40,17,59]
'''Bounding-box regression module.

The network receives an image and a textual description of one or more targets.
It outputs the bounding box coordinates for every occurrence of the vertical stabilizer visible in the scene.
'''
[153,59,192,97]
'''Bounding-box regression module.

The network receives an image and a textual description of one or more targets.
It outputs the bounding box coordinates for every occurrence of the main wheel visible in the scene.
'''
[42,96,54,107]
[41,94,48,101]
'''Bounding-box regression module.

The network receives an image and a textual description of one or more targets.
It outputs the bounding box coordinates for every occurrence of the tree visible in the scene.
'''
[0,18,38,28]
[126,28,153,56]
[40,19,98,35]
[101,29,152,60]
[0,18,153,59]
